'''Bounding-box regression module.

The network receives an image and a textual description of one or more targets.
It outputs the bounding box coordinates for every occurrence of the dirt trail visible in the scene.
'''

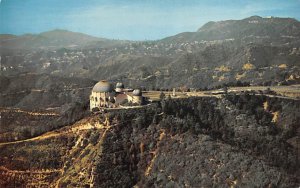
[145,129,166,176]
[0,114,108,187]
[0,108,59,116]
[55,116,110,187]
[0,132,59,146]
[0,166,61,174]
[1,87,93,96]
[0,120,105,147]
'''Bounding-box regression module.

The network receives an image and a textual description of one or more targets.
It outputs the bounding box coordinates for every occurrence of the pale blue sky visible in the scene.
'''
[0,0,299,40]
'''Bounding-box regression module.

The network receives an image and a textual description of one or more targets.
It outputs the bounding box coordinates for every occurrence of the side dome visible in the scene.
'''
[132,89,142,96]
[116,82,124,89]
[92,80,113,92]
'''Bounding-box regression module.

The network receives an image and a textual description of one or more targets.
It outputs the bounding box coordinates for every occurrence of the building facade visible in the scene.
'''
[90,80,144,111]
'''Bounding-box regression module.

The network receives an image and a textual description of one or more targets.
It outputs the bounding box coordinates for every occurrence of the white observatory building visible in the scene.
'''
[89,80,145,111]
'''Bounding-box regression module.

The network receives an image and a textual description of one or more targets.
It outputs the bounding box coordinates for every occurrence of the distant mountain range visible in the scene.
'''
[1,16,299,50]
[162,16,300,45]
[1,16,299,91]
[0,29,126,51]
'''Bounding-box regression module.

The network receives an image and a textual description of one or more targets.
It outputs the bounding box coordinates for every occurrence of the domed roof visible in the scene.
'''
[132,89,142,96]
[116,82,124,89]
[92,80,113,92]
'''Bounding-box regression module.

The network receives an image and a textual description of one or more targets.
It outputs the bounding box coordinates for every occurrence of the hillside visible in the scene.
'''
[0,30,125,51]
[162,16,300,45]
[0,95,299,187]
[0,73,95,110]
[1,12,300,188]
[1,16,299,90]
[0,73,96,142]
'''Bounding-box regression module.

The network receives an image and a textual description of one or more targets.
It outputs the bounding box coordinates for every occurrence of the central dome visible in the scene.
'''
[92,80,113,92]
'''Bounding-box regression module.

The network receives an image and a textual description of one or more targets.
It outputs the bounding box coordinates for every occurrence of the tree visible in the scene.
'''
[223,86,228,94]
[159,92,165,101]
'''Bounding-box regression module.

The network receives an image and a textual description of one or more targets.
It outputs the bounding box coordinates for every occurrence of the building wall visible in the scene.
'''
[90,91,144,111]
[115,88,123,92]
[115,94,128,104]
[90,91,109,111]
[128,95,142,104]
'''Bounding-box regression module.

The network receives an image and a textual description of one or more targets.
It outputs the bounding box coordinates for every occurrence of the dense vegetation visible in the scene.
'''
[89,94,300,187]
[0,95,299,187]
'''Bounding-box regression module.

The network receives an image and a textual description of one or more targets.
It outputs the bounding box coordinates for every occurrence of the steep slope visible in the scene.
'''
[166,43,300,88]
[0,74,95,142]
[0,95,299,187]
[0,73,95,109]
[162,16,300,45]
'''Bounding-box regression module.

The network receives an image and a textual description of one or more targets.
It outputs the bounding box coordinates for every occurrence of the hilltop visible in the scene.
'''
[1,16,299,89]
[162,16,300,45]
[0,29,126,51]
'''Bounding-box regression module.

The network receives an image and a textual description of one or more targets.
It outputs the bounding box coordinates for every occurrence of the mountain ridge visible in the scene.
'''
[1,16,300,50]
[1,16,299,89]
[161,16,300,44]
[0,29,127,50]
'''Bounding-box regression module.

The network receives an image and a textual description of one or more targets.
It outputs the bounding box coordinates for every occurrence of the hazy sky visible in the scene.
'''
[0,0,300,40]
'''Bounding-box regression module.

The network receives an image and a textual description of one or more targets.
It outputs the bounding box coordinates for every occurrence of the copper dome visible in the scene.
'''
[92,80,113,92]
